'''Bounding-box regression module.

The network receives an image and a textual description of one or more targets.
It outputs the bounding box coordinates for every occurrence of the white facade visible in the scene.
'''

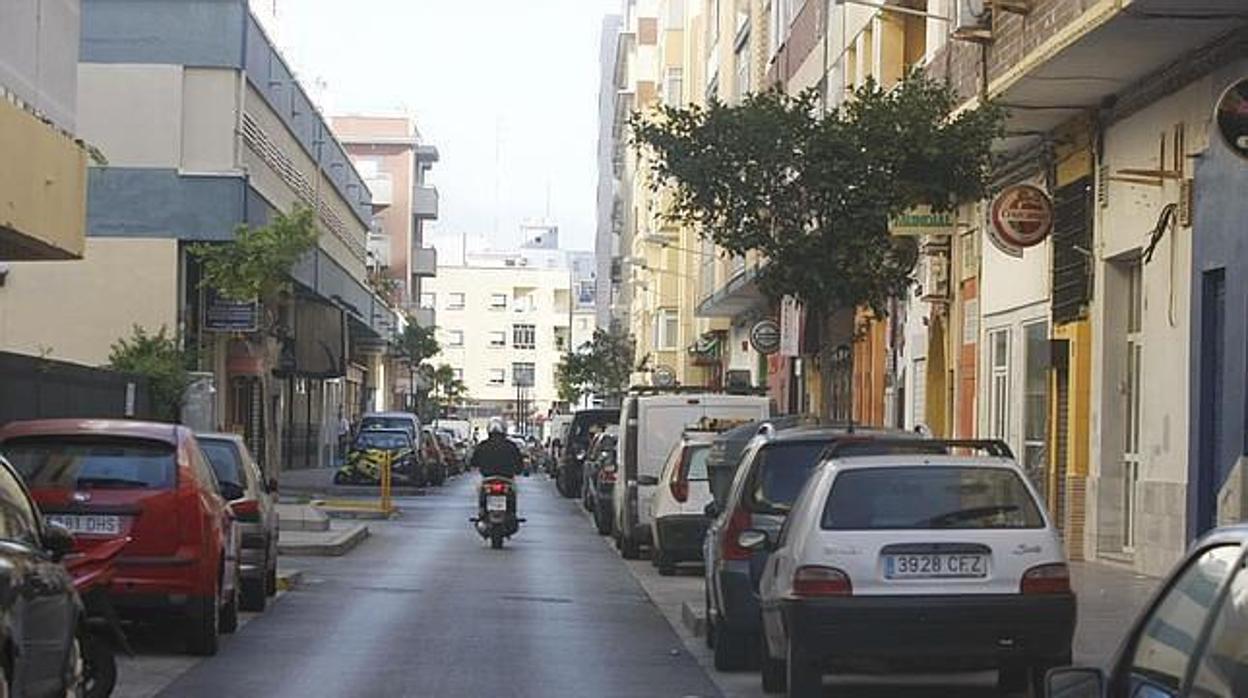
[424,261,580,416]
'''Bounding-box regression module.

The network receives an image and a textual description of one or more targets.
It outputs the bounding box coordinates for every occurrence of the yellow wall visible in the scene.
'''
[0,97,87,259]
[0,238,180,364]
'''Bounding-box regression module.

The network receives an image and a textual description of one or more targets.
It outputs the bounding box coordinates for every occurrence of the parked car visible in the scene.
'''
[647,428,717,575]
[420,428,449,486]
[1046,523,1248,698]
[359,411,421,442]
[755,440,1074,696]
[0,420,241,656]
[556,408,620,498]
[614,393,769,560]
[704,425,923,670]
[582,428,620,535]
[197,433,279,612]
[706,415,814,509]
[434,430,464,474]
[335,429,418,485]
[0,454,80,696]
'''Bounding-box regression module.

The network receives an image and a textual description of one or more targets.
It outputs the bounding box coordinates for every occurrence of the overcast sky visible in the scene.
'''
[269,0,619,256]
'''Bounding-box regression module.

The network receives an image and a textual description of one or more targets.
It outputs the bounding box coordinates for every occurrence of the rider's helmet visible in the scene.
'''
[487,418,506,436]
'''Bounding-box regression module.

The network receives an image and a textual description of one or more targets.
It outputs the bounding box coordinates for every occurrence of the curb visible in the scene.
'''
[681,600,707,637]
[277,523,370,557]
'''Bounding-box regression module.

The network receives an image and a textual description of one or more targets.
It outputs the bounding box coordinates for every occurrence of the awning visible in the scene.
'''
[990,2,1247,153]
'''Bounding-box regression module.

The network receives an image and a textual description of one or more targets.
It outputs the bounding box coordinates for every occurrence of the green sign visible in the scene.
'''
[889,206,956,237]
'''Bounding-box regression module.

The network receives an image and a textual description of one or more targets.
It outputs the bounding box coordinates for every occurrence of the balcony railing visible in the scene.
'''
[411,246,436,278]
[413,185,439,220]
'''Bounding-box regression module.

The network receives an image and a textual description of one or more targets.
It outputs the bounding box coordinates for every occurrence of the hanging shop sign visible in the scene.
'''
[1216,77,1248,160]
[779,297,803,357]
[652,365,677,388]
[203,289,259,333]
[889,206,957,237]
[749,319,781,355]
[989,184,1054,254]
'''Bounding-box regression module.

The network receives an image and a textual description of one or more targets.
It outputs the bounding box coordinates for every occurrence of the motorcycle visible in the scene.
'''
[470,477,525,549]
[64,537,132,698]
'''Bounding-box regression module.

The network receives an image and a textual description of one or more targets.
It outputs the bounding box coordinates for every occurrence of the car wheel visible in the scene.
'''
[62,634,84,698]
[79,633,116,698]
[619,534,641,560]
[760,636,786,694]
[655,550,677,576]
[490,532,505,549]
[703,591,715,650]
[785,634,822,698]
[185,593,220,656]
[712,622,753,671]
[241,574,266,613]
[219,569,240,634]
[265,551,279,597]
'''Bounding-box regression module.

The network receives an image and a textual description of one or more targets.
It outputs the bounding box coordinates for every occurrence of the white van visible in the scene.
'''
[613,392,769,559]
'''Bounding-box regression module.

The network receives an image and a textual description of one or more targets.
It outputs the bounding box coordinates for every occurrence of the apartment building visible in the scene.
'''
[0,0,401,472]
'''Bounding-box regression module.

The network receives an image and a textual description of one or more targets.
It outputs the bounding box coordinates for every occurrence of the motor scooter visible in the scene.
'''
[470,477,525,549]
[63,537,132,698]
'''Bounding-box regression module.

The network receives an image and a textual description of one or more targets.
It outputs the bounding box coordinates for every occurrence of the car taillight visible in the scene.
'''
[671,479,689,503]
[792,566,853,597]
[600,469,617,484]
[1020,563,1071,595]
[721,507,753,561]
[230,499,260,523]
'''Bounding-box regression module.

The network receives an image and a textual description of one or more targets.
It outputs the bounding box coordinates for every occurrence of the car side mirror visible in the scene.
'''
[43,521,74,561]
[220,481,246,501]
[638,475,660,487]
[1045,667,1104,698]
[737,529,771,552]
[703,501,719,518]
[267,478,279,494]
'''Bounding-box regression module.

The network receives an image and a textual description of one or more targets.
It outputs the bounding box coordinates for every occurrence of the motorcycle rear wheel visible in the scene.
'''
[490,533,504,549]
[81,633,117,698]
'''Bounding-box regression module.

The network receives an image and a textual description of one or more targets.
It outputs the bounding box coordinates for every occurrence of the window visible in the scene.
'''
[1130,545,1241,693]
[420,292,436,310]
[989,328,1010,440]
[734,37,751,103]
[488,369,505,386]
[446,330,464,347]
[822,467,1046,530]
[488,331,506,348]
[489,293,507,310]
[664,67,683,104]
[447,292,465,310]
[6,436,177,491]
[199,439,244,487]
[911,358,927,429]
[512,362,535,387]
[654,308,679,350]
[1022,322,1050,492]
[452,368,463,381]
[1191,551,1248,694]
[1124,260,1143,550]
[513,324,536,350]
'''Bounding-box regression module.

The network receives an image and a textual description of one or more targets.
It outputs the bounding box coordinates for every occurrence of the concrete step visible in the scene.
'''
[277,523,369,557]
[276,567,303,592]
[276,503,331,531]
[681,600,707,637]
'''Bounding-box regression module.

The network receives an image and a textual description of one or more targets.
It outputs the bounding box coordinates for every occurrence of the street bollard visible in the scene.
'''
[380,450,393,514]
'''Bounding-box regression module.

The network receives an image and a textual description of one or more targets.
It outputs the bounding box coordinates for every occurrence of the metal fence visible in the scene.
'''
[0,352,156,427]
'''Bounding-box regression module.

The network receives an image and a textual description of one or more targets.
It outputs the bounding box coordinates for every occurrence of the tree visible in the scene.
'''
[630,74,1004,318]
[190,207,318,303]
[393,323,440,412]
[556,328,635,404]
[107,325,190,421]
[430,363,468,417]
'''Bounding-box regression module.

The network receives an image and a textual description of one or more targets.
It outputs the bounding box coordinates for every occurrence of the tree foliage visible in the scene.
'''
[631,74,1004,316]
[393,323,440,369]
[430,363,468,416]
[107,325,190,421]
[190,207,318,303]
[556,328,635,403]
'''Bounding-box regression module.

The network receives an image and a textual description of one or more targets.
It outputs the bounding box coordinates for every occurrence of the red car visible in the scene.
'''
[0,419,241,656]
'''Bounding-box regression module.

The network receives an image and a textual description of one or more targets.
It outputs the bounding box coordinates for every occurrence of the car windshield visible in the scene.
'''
[822,466,1046,530]
[684,445,711,481]
[4,435,176,490]
[356,433,409,450]
[198,439,244,486]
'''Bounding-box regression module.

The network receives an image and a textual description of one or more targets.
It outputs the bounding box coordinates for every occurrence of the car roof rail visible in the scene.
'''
[820,438,1015,461]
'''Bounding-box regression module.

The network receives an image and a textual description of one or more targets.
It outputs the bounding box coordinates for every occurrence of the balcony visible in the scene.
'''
[0,99,87,260]
[367,232,391,269]
[411,306,436,329]
[366,174,393,209]
[413,184,439,220]
[411,246,436,278]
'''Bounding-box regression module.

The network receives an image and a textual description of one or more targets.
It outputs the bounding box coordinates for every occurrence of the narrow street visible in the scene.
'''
[153,475,721,698]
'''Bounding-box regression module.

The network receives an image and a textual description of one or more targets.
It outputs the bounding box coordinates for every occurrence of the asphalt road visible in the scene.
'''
[157,474,722,698]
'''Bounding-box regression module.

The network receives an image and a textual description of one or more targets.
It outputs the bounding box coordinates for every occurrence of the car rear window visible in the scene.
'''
[357,433,409,450]
[748,441,833,511]
[570,412,618,448]
[198,439,244,486]
[4,435,177,490]
[361,417,412,433]
[822,466,1046,530]
[685,445,711,481]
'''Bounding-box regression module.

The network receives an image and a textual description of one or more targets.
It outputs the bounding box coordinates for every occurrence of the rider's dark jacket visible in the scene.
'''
[471,433,523,478]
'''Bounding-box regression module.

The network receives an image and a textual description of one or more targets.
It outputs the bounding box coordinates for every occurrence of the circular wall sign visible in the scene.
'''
[652,365,676,387]
[1216,78,1248,160]
[990,184,1054,249]
[749,319,781,355]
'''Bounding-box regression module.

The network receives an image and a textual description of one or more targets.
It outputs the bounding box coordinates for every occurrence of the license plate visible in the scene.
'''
[885,553,988,579]
[486,496,507,512]
[46,514,122,536]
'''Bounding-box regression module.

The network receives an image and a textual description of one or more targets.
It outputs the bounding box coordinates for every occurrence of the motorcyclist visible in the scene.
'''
[471,419,523,478]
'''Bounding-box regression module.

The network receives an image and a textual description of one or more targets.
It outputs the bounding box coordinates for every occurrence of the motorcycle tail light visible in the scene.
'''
[486,482,508,495]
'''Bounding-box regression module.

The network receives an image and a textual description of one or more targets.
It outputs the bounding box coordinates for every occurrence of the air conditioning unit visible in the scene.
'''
[953,0,993,43]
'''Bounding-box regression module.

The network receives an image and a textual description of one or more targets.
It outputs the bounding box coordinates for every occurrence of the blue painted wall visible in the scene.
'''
[87,169,245,240]
[81,0,243,67]
[1188,58,1248,539]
